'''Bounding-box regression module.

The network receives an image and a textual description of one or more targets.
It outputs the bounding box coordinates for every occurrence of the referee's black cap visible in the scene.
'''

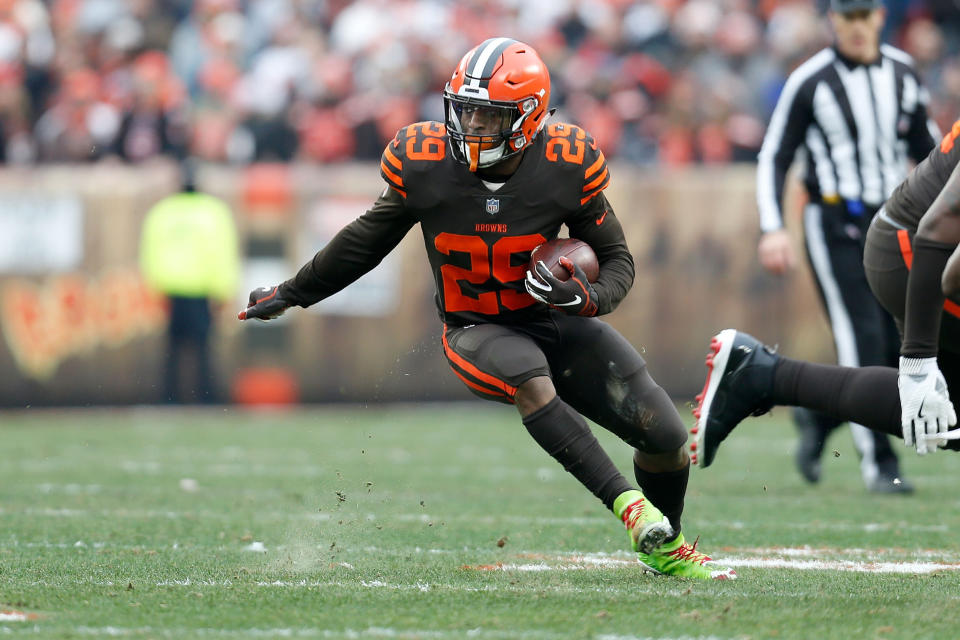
[829,0,883,12]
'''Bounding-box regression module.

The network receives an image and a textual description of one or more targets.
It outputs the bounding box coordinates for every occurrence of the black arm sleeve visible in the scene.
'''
[906,77,937,162]
[278,188,417,307]
[565,192,635,315]
[901,235,953,357]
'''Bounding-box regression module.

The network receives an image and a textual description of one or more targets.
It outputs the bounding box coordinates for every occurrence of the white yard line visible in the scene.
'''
[60,627,595,639]
[149,578,696,596]
[692,519,950,533]
[455,554,960,575]
[62,629,721,640]
[0,612,29,622]
[356,545,960,563]
[719,557,959,573]
[7,535,959,567]
[29,578,714,598]
[2,506,953,535]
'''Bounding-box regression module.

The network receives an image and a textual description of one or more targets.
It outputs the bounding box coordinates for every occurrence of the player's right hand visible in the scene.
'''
[238,286,290,321]
[898,356,957,454]
[757,230,796,275]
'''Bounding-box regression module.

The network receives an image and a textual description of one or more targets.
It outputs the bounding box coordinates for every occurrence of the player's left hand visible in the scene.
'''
[524,256,598,317]
[898,356,957,454]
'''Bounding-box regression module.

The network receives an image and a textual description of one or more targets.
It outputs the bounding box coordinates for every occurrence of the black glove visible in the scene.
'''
[524,256,598,317]
[238,286,291,321]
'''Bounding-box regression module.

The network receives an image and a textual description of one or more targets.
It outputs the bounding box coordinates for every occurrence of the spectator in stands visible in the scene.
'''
[111,51,188,162]
[34,68,120,161]
[3,0,960,166]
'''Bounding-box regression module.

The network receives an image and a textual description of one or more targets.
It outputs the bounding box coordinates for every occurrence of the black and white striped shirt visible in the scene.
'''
[757,45,938,232]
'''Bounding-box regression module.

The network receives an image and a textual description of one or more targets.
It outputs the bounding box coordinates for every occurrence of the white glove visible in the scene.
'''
[898,356,957,454]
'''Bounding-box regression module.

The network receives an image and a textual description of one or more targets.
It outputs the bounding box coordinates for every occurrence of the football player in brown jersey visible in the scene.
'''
[693,118,960,470]
[239,38,735,580]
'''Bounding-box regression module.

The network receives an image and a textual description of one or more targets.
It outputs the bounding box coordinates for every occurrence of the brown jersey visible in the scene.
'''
[280,121,635,327]
[885,119,960,230]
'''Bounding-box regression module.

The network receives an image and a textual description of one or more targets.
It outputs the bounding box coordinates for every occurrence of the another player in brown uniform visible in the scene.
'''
[692,118,960,469]
[239,38,735,580]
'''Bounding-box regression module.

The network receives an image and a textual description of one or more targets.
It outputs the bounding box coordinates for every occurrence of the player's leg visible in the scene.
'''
[801,203,908,492]
[193,298,215,404]
[864,311,913,491]
[791,407,832,483]
[693,326,960,467]
[547,315,735,579]
[164,295,191,404]
[692,329,902,468]
[163,334,180,403]
[692,214,960,468]
[441,323,672,553]
[543,317,686,524]
[793,205,845,480]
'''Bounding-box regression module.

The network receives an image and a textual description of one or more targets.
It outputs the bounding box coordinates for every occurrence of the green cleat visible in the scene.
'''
[636,532,737,580]
[613,490,673,555]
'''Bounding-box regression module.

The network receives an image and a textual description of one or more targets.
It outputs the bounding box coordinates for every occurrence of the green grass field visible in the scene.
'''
[2,403,960,639]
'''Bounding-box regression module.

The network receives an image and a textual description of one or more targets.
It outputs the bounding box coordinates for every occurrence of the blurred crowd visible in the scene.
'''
[0,0,958,166]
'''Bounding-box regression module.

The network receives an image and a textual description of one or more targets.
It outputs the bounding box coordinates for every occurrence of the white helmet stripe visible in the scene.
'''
[466,37,513,88]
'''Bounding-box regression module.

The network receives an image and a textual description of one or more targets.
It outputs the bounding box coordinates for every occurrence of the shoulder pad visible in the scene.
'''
[541,122,609,205]
[380,122,447,198]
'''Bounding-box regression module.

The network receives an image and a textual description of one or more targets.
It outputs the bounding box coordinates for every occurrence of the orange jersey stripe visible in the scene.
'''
[442,327,518,397]
[580,190,605,206]
[380,161,404,188]
[584,151,606,180]
[580,176,610,205]
[941,120,960,154]
[384,146,402,170]
[582,166,609,193]
[897,228,960,318]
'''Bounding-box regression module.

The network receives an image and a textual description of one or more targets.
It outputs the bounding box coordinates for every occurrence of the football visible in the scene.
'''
[529,238,599,283]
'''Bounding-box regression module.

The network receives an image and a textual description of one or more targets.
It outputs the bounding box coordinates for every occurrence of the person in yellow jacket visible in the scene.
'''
[140,158,240,403]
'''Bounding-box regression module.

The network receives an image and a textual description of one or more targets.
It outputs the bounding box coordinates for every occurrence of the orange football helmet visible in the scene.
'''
[443,38,551,171]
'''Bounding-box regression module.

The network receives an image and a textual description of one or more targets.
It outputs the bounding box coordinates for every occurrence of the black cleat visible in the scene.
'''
[692,329,779,468]
[793,407,827,484]
[867,474,915,494]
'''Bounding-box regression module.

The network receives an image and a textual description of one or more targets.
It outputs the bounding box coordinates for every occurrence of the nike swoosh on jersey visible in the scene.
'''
[596,210,608,225]
[555,295,582,306]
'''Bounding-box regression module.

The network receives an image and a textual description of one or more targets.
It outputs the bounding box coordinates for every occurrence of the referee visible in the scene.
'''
[755,0,939,492]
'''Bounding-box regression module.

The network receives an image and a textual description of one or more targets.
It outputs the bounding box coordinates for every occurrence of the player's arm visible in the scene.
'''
[240,187,415,320]
[898,160,960,451]
[565,192,634,315]
[756,72,814,274]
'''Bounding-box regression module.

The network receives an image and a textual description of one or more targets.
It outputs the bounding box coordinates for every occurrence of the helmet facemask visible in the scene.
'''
[443,38,551,172]
[443,89,540,172]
